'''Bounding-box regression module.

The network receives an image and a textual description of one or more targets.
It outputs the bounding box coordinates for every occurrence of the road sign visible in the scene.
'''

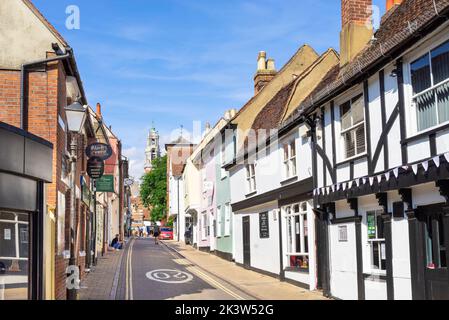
[85,143,113,160]
[145,269,193,284]
[87,157,104,179]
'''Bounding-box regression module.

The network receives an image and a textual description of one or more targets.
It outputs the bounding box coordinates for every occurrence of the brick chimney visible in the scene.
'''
[96,103,102,119]
[254,51,277,95]
[340,0,373,66]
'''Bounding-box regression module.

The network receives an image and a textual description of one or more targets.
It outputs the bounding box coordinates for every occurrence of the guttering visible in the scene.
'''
[20,51,70,130]
[20,46,87,131]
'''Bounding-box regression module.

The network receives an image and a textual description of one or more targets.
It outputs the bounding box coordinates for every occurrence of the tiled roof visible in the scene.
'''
[282,0,449,128]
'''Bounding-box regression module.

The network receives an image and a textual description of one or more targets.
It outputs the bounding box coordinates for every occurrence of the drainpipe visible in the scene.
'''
[177,178,180,242]
[20,51,70,130]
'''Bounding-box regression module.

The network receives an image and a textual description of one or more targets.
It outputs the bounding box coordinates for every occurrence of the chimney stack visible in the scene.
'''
[254,51,277,95]
[340,0,373,66]
[386,0,402,11]
[96,103,102,119]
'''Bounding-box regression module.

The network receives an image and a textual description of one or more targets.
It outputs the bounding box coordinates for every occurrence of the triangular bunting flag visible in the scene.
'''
[433,156,440,168]
[355,179,360,187]
[412,164,418,175]
[402,165,409,171]
[343,183,347,190]
[337,183,341,191]
[384,173,389,181]
[445,152,449,163]
[377,175,383,183]
[393,168,399,178]
[369,177,374,186]
[422,161,429,172]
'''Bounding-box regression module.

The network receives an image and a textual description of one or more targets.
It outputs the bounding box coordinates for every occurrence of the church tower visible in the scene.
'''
[144,125,160,173]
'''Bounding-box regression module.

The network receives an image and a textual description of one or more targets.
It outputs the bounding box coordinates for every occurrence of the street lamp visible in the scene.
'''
[65,100,87,300]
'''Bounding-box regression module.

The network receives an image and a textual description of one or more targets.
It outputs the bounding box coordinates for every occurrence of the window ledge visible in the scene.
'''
[280,176,298,186]
[402,121,449,145]
[284,267,309,274]
[363,272,387,281]
[245,191,257,198]
[336,153,368,166]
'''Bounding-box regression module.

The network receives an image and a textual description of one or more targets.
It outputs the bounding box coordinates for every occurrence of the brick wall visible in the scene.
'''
[341,0,372,26]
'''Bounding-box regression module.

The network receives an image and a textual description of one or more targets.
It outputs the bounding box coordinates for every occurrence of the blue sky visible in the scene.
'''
[33,0,385,179]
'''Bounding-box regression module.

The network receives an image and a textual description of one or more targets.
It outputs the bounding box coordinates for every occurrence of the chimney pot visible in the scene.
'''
[257,51,267,71]
[96,103,102,118]
[267,58,276,71]
[386,0,402,11]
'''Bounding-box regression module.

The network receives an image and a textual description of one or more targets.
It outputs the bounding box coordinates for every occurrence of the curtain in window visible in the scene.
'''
[431,41,449,84]
[437,81,449,124]
[417,90,437,131]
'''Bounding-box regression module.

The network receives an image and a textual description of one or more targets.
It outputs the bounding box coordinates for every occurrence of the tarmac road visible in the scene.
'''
[116,237,254,300]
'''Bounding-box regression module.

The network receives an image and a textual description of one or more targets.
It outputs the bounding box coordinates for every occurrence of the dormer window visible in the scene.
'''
[340,94,366,159]
[411,40,449,132]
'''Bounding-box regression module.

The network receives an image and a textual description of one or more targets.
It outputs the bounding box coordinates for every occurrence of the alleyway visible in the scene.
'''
[79,237,326,300]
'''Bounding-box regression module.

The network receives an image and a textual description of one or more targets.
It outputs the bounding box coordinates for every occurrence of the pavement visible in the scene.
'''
[162,240,328,300]
[79,236,328,300]
[79,246,124,300]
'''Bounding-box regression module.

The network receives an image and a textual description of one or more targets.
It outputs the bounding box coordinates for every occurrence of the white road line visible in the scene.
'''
[125,238,135,300]
[161,244,245,300]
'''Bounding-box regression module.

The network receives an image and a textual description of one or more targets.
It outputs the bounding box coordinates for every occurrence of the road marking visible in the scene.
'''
[146,269,194,284]
[173,258,193,266]
[125,238,135,300]
[160,244,245,300]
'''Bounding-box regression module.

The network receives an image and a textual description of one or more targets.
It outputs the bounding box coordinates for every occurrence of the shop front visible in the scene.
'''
[0,122,53,300]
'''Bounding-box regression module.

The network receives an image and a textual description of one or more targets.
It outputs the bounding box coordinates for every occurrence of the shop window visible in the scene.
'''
[0,212,30,300]
[411,40,449,131]
[424,214,447,269]
[367,210,386,272]
[340,94,366,159]
[283,140,297,179]
[283,202,309,271]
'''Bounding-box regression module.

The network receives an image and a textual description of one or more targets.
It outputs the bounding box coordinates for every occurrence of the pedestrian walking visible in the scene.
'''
[154,225,160,245]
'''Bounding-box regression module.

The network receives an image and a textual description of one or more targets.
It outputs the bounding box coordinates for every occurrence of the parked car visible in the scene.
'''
[159,227,174,240]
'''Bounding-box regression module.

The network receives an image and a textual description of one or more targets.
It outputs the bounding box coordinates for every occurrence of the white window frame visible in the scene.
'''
[0,212,29,261]
[339,94,366,160]
[366,209,387,274]
[220,139,227,179]
[282,140,297,179]
[216,206,222,237]
[246,164,256,194]
[224,203,231,237]
[409,39,449,133]
[201,212,207,240]
[282,202,309,271]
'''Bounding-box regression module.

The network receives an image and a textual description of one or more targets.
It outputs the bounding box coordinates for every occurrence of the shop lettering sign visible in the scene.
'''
[96,175,114,193]
[259,212,270,239]
[85,143,113,160]
[87,157,104,179]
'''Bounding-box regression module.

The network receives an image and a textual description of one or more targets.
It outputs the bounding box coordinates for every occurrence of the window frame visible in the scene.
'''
[366,209,387,274]
[339,93,366,160]
[246,164,257,194]
[282,202,310,272]
[216,205,222,238]
[409,39,449,133]
[282,140,297,179]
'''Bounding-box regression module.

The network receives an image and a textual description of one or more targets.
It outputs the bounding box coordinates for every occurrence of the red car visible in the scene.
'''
[159,227,174,240]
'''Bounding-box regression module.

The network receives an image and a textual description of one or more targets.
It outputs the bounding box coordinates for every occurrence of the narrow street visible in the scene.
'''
[115,238,254,300]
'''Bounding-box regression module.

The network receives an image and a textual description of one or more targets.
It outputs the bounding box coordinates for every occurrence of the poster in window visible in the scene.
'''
[367,213,376,239]
[259,212,269,239]
[338,226,348,242]
[4,229,11,240]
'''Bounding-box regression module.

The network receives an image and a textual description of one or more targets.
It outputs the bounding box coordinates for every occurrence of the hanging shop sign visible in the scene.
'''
[85,143,113,160]
[96,175,115,193]
[124,178,134,187]
[87,157,104,179]
[259,212,270,239]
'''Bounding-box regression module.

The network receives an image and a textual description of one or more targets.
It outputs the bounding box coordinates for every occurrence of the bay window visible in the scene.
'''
[283,141,297,179]
[246,164,256,194]
[367,210,386,272]
[340,94,366,159]
[283,202,309,271]
[411,40,449,131]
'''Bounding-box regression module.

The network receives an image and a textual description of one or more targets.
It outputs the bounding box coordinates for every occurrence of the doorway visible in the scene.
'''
[420,204,449,300]
[242,216,251,268]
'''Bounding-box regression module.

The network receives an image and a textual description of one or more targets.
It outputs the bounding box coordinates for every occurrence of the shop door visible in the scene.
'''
[421,204,449,300]
[242,216,251,268]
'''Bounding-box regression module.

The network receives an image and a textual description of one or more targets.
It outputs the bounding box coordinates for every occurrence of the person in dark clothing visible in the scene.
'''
[111,234,122,250]
[153,225,160,245]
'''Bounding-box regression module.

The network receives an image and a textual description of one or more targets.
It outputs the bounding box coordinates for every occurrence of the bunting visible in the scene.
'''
[433,156,440,168]
[412,164,419,175]
[422,161,429,172]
